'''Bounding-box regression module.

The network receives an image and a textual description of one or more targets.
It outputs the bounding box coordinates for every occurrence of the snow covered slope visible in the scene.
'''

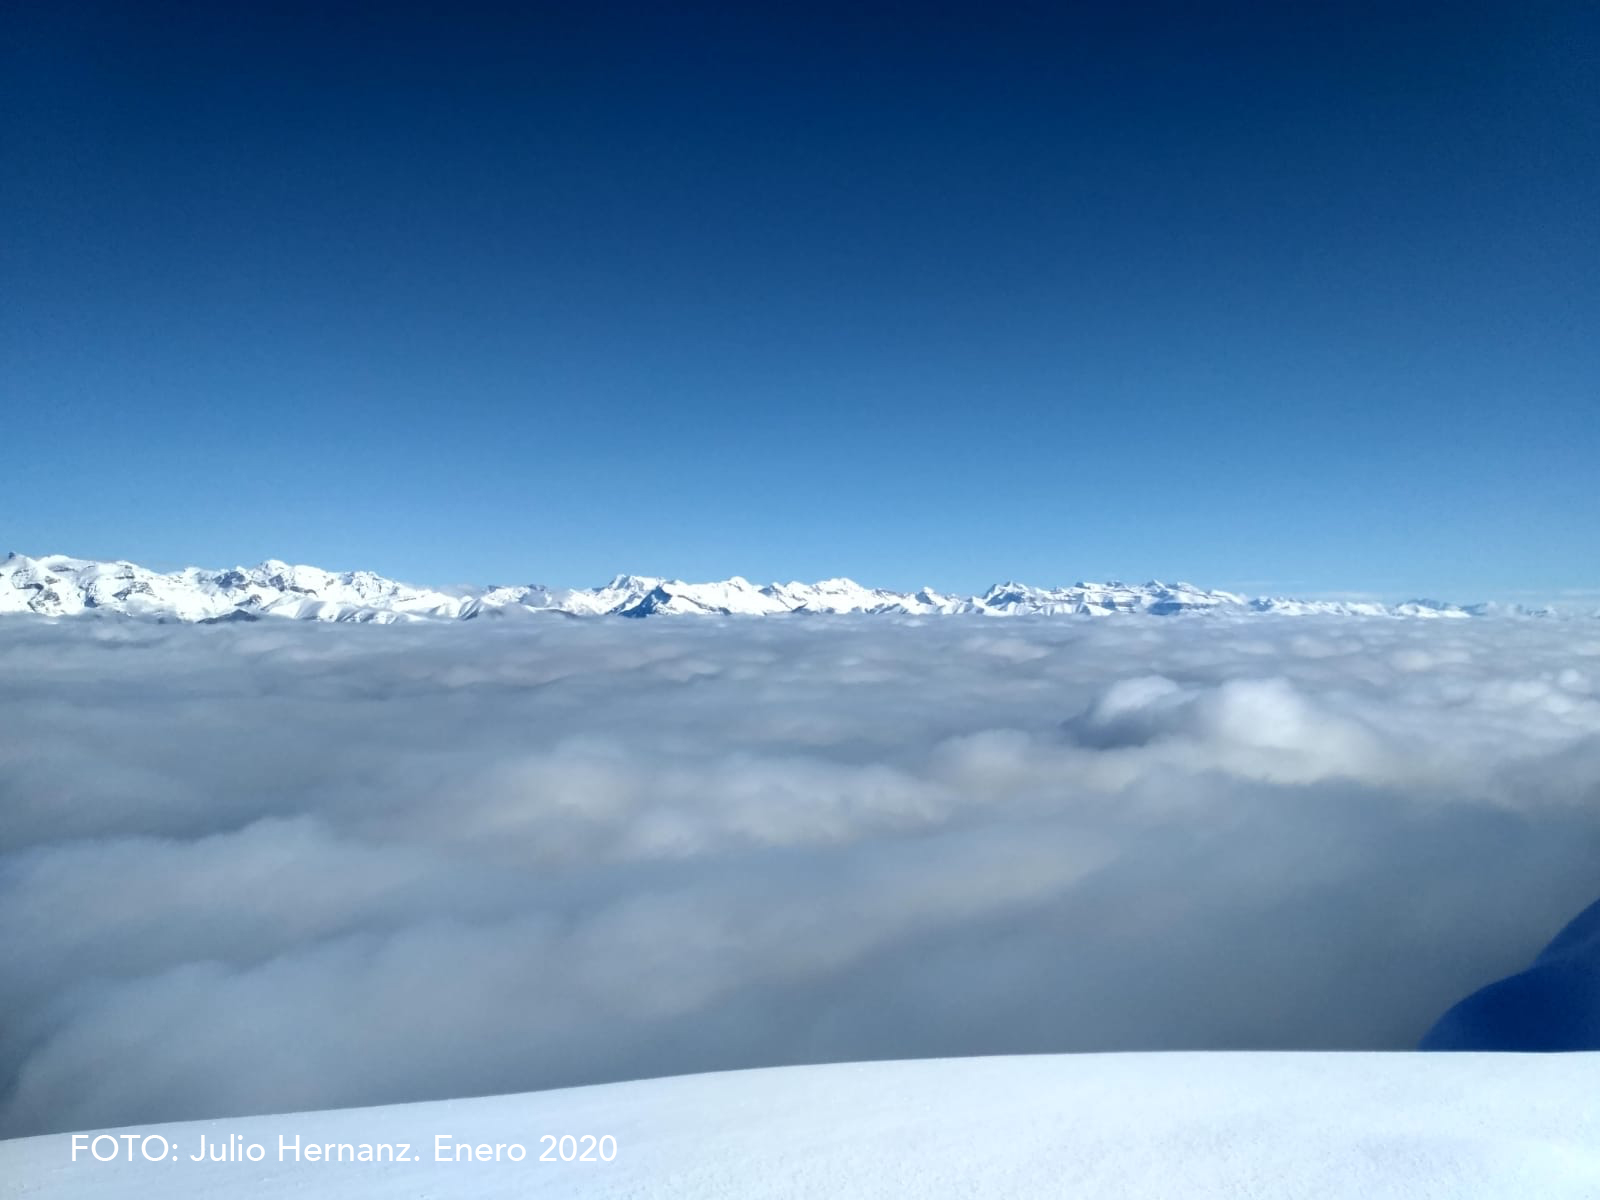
[0,554,482,624]
[1422,893,1600,1051]
[4,1053,1598,1198]
[0,551,1565,623]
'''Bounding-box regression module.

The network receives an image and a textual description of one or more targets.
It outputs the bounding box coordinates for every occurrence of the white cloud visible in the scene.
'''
[3,614,1599,1135]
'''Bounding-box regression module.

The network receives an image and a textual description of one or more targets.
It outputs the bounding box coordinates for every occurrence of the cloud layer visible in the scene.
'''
[4,615,1600,1135]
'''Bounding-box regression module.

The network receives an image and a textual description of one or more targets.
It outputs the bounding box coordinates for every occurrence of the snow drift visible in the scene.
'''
[1422,893,1600,1051]
[4,1054,1599,1199]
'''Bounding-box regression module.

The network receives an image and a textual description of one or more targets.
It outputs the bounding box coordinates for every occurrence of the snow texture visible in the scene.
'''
[3,1053,1599,1198]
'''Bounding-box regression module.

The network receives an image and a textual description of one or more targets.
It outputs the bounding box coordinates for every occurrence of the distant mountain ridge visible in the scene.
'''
[0,552,1568,624]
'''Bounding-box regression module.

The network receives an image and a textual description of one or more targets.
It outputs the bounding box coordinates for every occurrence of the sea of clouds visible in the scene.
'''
[4,614,1600,1136]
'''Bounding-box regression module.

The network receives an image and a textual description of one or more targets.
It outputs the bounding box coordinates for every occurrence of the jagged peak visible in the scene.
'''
[601,573,662,591]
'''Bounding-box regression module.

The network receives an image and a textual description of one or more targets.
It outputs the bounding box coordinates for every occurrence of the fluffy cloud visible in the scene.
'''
[3,615,1599,1135]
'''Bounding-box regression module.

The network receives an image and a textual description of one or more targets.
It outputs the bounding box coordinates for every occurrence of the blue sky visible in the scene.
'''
[3,3,1595,600]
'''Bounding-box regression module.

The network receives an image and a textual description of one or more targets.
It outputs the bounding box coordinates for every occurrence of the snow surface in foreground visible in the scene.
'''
[5,1053,1599,1198]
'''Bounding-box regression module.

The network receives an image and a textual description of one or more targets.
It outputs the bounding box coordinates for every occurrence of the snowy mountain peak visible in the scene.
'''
[0,551,1575,625]
[602,573,662,592]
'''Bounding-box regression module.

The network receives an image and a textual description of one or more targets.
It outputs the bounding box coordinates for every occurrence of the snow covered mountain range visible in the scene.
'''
[0,552,1565,624]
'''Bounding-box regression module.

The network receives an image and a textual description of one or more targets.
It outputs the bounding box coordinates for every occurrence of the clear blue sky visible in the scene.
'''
[3,2,1595,600]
